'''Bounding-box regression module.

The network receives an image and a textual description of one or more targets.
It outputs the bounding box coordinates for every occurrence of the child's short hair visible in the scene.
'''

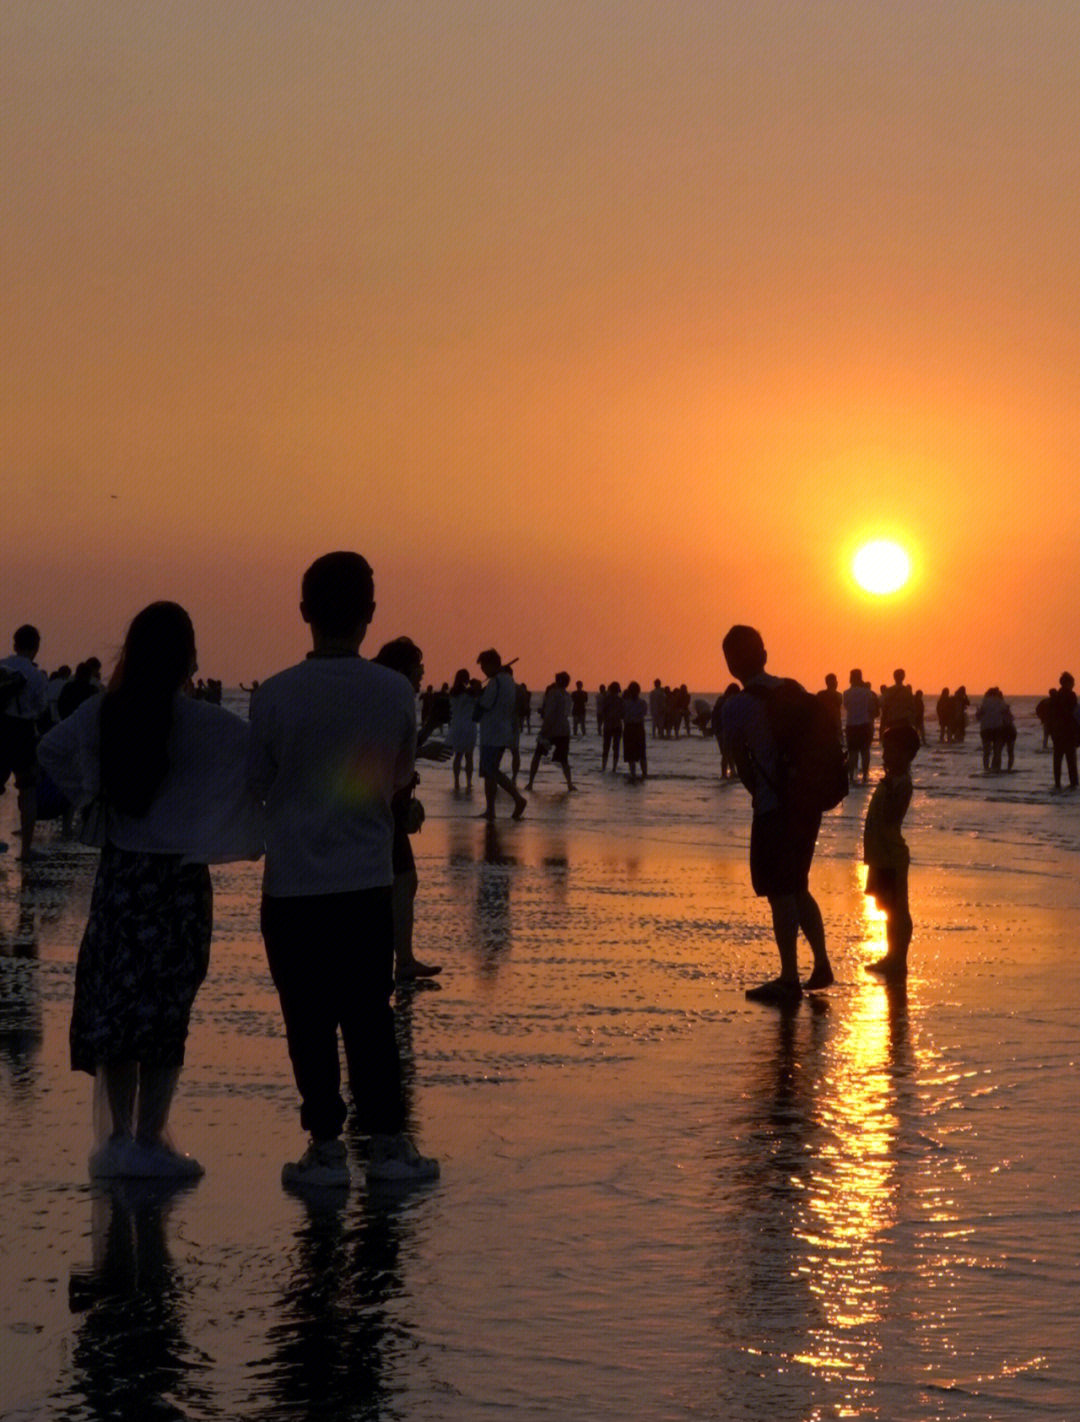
[881,723,920,762]
[374,637,422,677]
[301,552,375,636]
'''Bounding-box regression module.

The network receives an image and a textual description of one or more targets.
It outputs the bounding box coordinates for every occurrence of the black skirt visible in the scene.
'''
[70,843,212,1074]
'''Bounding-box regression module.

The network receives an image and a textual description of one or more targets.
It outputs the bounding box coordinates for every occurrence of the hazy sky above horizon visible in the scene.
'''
[4,2,1079,691]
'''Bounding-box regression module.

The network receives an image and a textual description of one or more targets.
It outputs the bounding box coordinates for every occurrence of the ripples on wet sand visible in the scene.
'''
[1,719,1079,1419]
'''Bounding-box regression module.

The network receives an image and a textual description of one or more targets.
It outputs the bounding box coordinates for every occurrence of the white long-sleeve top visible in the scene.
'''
[247,654,416,897]
[38,693,263,864]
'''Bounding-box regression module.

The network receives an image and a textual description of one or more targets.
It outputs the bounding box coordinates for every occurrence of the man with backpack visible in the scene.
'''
[720,625,844,1004]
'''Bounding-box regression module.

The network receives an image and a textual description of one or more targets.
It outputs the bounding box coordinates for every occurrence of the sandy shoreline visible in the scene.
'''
[2,747,1079,1419]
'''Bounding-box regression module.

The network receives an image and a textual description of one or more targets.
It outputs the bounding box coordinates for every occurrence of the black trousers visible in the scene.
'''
[261,887,404,1140]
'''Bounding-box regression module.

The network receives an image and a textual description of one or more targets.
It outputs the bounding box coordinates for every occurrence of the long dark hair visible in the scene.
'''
[100,602,196,816]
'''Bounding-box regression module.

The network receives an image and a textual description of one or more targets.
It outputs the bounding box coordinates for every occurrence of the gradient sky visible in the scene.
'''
[4,3,1079,691]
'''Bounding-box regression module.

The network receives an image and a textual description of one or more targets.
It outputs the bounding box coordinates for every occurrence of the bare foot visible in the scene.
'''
[745,977,802,1004]
[396,960,443,981]
[865,956,907,979]
[804,964,835,991]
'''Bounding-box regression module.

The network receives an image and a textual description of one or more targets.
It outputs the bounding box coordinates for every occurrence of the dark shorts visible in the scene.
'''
[846,723,872,755]
[479,744,506,778]
[749,807,821,899]
[0,716,38,785]
[550,736,570,765]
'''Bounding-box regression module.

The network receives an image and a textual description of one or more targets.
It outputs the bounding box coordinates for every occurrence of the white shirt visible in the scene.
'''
[843,683,877,727]
[0,654,48,721]
[247,654,416,897]
[476,671,517,748]
[38,693,262,864]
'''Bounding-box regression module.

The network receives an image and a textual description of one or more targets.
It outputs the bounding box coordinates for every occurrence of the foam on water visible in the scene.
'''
[1,699,1078,1419]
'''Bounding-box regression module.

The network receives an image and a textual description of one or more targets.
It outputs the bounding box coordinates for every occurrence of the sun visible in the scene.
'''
[852,539,911,596]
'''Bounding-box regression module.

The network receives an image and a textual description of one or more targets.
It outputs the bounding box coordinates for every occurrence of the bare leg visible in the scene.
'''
[798,890,834,988]
[393,869,440,979]
[483,773,498,819]
[496,771,527,818]
[744,893,801,1001]
[102,1060,138,1139]
[17,783,37,858]
[136,1064,181,1144]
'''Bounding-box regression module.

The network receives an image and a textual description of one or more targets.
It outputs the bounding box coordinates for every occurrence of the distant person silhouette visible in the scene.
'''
[1047,672,1079,791]
[57,659,101,721]
[951,686,970,742]
[879,668,915,735]
[711,683,741,779]
[1035,690,1053,750]
[913,690,926,744]
[1002,699,1017,770]
[527,672,575,793]
[475,650,527,820]
[843,669,876,785]
[600,680,624,771]
[936,688,953,743]
[448,668,477,791]
[571,680,589,737]
[621,681,648,779]
[975,687,1010,772]
[0,624,49,861]
[721,625,834,1004]
[649,679,667,739]
[515,681,532,735]
[817,674,843,743]
[864,723,920,981]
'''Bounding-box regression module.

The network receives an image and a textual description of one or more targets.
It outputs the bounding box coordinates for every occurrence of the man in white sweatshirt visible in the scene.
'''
[248,551,438,1188]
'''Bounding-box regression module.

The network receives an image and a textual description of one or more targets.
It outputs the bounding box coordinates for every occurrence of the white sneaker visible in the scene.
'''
[281,1137,350,1189]
[88,1135,133,1179]
[366,1133,439,1184]
[125,1140,205,1180]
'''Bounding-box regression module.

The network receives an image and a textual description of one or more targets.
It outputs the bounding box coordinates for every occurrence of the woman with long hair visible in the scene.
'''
[39,602,261,1179]
[447,666,478,791]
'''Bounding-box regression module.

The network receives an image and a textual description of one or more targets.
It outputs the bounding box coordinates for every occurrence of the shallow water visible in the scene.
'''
[2,703,1078,1420]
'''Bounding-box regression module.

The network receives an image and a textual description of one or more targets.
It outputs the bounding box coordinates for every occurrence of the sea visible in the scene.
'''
[1,695,1077,1421]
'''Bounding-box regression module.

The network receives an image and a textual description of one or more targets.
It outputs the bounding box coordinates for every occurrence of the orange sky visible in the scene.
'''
[4,3,1079,692]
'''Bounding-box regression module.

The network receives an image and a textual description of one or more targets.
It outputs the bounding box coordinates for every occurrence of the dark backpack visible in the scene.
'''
[746,679,849,814]
[0,668,26,711]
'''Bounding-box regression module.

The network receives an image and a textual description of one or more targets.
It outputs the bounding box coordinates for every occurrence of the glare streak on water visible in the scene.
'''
[1,701,1079,1419]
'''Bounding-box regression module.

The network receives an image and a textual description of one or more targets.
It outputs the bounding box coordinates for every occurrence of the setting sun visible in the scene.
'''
[852,540,912,596]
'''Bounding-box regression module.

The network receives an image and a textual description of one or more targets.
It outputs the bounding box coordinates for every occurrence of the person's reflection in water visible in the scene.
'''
[476,821,517,971]
[260,1190,410,1421]
[709,998,832,1418]
[0,877,47,1103]
[67,1179,208,1421]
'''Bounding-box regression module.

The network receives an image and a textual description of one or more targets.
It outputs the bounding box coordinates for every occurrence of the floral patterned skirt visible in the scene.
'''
[70,844,213,1075]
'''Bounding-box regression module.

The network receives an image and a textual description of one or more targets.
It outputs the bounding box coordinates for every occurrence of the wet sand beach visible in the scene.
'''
[2,708,1079,1420]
